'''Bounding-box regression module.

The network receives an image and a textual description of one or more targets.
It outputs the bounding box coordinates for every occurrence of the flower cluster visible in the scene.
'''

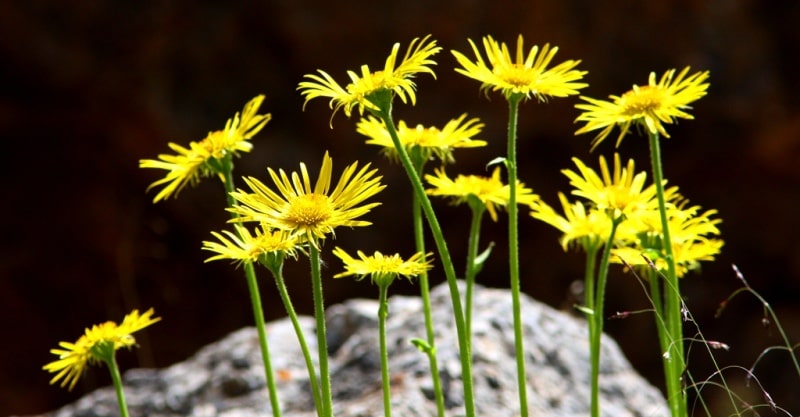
[532,154,722,277]
[43,309,160,390]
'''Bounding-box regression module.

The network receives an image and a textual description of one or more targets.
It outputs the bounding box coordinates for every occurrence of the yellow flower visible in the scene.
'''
[140,95,271,202]
[530,192,616,251]
[451,34,587,101]
[228,152,385,248]
[425,166,540,222]
[563,153,673,220]
[43,308,161,390]
[357,113,486,164]
[203,224,301,265]
[332,247,432,286]
[298,35,441,123]
[613,202,723,277]
[575,67,710,149]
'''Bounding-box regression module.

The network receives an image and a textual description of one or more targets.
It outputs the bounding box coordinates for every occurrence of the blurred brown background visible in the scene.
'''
[2,1,800,415]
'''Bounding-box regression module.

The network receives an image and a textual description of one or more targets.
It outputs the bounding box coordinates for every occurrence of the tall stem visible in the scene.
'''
[464,204,485,340]
[221,155,282,417]
[589,217,621,417]
[106,354,130,417]
[371,93,475,417]
[271,263,323,417]
[505,95,528,417]
[309,246,334,417]
[378,283,393,417]
[647,131,686,417]
[411,153,447,417]
[244,262,282,416]
[582,246,599,417]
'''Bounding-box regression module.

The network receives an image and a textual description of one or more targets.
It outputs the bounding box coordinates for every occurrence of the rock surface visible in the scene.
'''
[40,283,668,417]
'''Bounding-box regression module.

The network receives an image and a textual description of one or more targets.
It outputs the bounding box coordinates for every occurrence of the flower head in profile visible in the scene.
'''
[425,166,540,222]
[452,34,587,101]
[140,95,271,202]
[357,113,486,164]
[298,35,441,123]
[228,152,385,249]
[203,224,302,266]
[530,192,617,252]
[43,309,161,390]
[332,247,432,287]
[575,67,710,149]
[563,153,677,221]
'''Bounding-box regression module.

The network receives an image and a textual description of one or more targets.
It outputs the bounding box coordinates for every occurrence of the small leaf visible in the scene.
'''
[574,305,594,316]
[486,157,507,169]
[410,338,433,354]
[472,242,495,276]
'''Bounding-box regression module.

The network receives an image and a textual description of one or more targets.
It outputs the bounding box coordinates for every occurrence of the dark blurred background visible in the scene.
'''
[3,1,800,415]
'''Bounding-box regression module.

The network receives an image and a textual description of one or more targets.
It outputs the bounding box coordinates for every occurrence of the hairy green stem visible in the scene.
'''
[506,95,528,417]
[371,92,475,417]
[589,217,621,417]
[464,203,485,340]
[106,354,130,417]
[582,246,599,417]
[270,263,323,417]
[647,131,687,417]
[378,283,392,417]
[411,153,447,417]
[221,155,282,417]
[309,246,334,417]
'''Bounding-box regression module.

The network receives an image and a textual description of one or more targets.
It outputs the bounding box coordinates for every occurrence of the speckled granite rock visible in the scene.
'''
[39,283,668,417]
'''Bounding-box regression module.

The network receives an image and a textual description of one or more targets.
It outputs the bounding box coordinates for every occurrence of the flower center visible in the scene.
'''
[199,130,227,158]
[495,65,538,87]
[619,86,665,116]
[285,194,333,227]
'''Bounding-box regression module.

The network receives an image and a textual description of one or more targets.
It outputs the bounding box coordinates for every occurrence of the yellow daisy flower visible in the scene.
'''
[425,166,540,222]
[332,247,432,286]
[451,34,587,101]
[530,192,616,251]
[43,308,161,390]
[563,153,672,220]
[140,95,271,202]
[575,67,710,149]
[203,224,301,265]
[357,113,486,164]
[298,35,441,123]
[228,152,385,248]
[612,202,723,277]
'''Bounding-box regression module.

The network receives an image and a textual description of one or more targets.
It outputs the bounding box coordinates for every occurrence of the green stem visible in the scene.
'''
[244,261,283,416]
[378,283,392,417]
[647,131,687,417]
[589,216,622,417]
[220,155,282,417]
[506,95,528,417]
[310,246,334,417]
[106,353,130,417]
[411,153,447,417]
[464,204,485,341]
[371,93,475,417]
[270,262,323,417]
[582,246,599,417]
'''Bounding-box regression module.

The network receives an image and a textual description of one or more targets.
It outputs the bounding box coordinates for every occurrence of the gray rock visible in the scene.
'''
[38,283,668,417]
